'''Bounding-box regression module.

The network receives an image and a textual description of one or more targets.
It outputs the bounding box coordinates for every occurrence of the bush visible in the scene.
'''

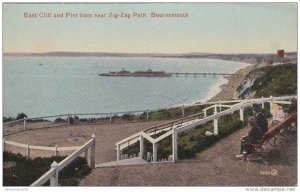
[121,114,135,121]
[3,116,15,123]
[3,151,91,186]
[251,64,297,97]
[54,117,66,123]
[16,112,27,120]
[178,114,244,160]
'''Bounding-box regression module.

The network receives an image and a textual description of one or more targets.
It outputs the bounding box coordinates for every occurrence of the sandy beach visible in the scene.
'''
[209,65,252,102]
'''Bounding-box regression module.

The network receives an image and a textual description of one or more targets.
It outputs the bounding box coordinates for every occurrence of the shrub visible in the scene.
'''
[251,64,297,97]
[16,112,27,120]
[178,114,244,160]
[3,151,91,186]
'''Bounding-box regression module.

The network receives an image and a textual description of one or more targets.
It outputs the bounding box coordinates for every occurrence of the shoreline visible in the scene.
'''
[208,65,252,102]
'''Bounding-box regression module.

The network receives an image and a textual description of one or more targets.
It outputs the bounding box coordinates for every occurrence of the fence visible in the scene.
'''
[2,99,251,136]
[30,134,96,186]
[115,95,297,163]
[3,139,81,159]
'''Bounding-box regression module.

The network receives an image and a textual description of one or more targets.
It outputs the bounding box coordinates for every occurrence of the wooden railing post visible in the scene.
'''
[67,114,70,126]
[50,161,59,186]
[181,105,185,118]
[153,143,158,162]
[117,144,121,161]
[23,117,27,131]
[203,110,207,117]
[89,134,96,169]
[219,100,221,112]
[213,111,218,135]
[54,145,58,156]
[140,134,144,158]
[146,110,149,121]
[26,143,31,159]
[269,95,273,114]
[239,107,244,122]
[172,128,178,162]
[109,113,112,123]
[261,96,265,109]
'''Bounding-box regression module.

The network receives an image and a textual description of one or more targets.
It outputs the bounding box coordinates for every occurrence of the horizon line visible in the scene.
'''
[3,50,298,55]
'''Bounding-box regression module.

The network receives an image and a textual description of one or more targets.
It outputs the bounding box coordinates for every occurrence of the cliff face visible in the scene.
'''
[235,69,265,99]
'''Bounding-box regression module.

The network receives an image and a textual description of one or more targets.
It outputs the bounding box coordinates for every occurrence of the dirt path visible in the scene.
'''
[79,126,297,186]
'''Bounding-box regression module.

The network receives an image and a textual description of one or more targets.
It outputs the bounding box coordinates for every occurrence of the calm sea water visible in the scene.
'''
[3,56,249,118]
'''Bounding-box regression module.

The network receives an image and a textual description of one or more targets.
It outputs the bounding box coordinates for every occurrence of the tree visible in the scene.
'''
[16,112,27,120]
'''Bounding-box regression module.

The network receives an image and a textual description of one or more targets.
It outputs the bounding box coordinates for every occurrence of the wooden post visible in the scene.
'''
[26,143,31,159]
[67,114,70,126]
[140,135,144,158]
[261,96,265,109]
[181,105,185,118]
[153,143,158,162]
[117,144,121,161]
[23,117,27,131]
[213,112,218,135]
[109,113,112,123]
[146,110,149,121]
[269,95,273,115]
[50,161,59,186]
[214,105,217,113]
[172,128,178,162]
[239,107,244,122]
[203,110,207,117]
[90,134,96,169]
[55,145,58,156]
[219,100,221,112]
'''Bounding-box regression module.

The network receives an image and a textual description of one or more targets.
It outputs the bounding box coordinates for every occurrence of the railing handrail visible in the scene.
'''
[4,140,81,152]
[115,95,297,146]
[3,97,284,125]
[30,135,95,186]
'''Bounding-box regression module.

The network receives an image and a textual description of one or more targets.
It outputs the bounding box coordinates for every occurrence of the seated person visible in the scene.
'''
[236,116,263,158]
[272,105,285,124]
[252,103,268,134]
[288,98,297,115]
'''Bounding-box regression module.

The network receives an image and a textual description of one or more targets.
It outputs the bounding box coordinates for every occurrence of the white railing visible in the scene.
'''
[3,139,81,159]
[30,134,96,186]
[2,99,255,136]
[115,95,296,163]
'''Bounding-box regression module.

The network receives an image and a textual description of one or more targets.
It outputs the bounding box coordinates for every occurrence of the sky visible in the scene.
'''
[2,3,298,54]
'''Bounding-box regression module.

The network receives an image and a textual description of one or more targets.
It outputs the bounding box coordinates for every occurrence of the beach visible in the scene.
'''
[209,65,252,102]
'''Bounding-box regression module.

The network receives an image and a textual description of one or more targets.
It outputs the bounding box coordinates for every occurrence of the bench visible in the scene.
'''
[251,113,297,150]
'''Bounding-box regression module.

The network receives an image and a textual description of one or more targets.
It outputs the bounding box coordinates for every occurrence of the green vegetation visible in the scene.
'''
[178,114,244,159]
[251,64,297,97]
[3,151,91,186]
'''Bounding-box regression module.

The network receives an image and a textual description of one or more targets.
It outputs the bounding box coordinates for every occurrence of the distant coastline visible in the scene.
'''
[3,51,297,65]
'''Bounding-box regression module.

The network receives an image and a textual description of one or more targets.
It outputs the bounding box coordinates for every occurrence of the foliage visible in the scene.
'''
[121,114,135,121]
[3,151,91,186]
[3,116,14,123]
[178,114,244,159]
[251,64,297,97]
[16,112,28,120]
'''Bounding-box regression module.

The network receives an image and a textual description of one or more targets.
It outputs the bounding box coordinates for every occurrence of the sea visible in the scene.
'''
[3,56,249,118]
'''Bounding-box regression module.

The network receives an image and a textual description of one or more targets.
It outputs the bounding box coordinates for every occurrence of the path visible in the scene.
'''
[79,126,297,186]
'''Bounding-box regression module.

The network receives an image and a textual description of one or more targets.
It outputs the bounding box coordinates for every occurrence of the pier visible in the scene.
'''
[169,72,240,77]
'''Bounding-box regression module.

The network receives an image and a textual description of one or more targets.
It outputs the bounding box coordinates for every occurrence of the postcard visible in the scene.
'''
[2,2,298,189]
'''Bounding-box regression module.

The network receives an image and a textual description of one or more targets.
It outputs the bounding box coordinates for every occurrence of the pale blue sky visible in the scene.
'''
[3,3,297,54]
